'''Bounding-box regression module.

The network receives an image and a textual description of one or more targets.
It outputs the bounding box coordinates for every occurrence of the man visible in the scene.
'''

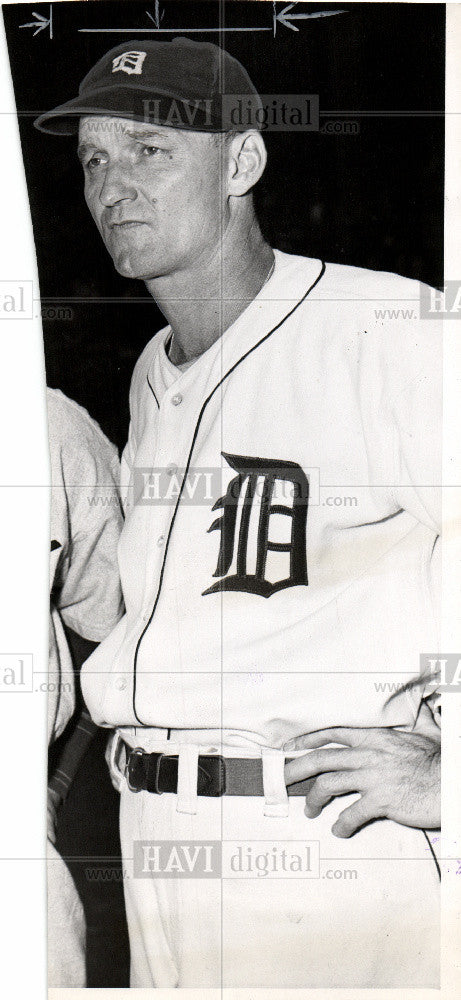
[47,388,123,986]
[36,38,442,988]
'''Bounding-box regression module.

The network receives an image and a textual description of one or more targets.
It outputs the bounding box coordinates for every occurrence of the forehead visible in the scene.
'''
[78,115,206,147]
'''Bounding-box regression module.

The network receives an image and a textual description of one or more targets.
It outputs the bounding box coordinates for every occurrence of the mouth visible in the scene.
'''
[109,220,149,231]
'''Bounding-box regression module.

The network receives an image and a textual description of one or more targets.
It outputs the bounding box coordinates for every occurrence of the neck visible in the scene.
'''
[144,212,274,366]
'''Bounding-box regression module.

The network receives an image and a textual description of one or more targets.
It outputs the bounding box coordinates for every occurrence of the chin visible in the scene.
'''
[111,251,159,281]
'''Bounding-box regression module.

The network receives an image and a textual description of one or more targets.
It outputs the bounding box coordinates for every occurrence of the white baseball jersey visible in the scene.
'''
[81,250,441,747]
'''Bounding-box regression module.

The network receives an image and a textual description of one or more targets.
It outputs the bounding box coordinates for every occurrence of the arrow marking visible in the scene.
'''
[20,5,53,39]
[275,5,346,34]
[78,4,345,36]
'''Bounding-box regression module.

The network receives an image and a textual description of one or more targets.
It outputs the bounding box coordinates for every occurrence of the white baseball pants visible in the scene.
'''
[114,740,440,989]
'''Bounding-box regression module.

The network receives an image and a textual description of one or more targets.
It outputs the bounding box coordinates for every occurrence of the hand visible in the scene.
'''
[284,724,440,838]
[47,787,61,844]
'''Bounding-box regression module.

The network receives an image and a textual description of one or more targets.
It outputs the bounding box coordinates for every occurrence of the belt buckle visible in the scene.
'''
[198,754,226,796]
[126,748,166,794]
[125,746,145,792]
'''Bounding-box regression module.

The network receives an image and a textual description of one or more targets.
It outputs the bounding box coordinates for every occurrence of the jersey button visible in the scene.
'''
[115,677,127,691]
[166,464,177,476]
[171,393,183,406]
[157,534,165,547]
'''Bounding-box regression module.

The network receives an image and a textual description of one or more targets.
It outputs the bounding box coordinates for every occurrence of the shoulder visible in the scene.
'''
[47,388,119,472]
[303,256,441,387]
[317,259,426,302]
[274,249,430,303]
[274,249,431,324]
[272,253,441,403]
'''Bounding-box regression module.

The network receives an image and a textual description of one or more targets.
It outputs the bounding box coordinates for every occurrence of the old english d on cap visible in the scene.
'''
[34,37,263,134]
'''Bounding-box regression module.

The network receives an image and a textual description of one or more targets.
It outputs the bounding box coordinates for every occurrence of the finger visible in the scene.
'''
[304,771,357,818]
[331,795,375,838]
[284,748,359,785]
[284,727,382,753]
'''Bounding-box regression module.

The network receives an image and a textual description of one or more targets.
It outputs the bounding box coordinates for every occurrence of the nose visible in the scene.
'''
[98,163,137,208]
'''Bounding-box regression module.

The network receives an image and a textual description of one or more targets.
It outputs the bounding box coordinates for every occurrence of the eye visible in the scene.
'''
[140,144,161,157]
[84,154,106,172]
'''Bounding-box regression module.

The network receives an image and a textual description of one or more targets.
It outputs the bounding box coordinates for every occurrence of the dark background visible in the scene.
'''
[3,0,446,988]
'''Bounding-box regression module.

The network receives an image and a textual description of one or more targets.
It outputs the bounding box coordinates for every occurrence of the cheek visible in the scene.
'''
[84,185,104,231]
[165,171,223,233]
[84,183,97,217]
[197,165,226,219]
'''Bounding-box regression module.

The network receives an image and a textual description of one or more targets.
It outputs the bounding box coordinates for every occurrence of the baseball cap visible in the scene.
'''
[34,37,263,134]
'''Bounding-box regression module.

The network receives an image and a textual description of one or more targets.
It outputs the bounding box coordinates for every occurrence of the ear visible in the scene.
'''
[227,130,267,196]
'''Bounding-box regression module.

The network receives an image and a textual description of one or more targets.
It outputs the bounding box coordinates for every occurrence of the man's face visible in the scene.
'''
[78,116,229,281]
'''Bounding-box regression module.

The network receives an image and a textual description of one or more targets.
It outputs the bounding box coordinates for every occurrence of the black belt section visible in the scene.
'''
[124,745,313,797]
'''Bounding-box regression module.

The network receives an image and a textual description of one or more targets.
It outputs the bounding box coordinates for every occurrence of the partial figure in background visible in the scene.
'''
[47,387,123,987]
